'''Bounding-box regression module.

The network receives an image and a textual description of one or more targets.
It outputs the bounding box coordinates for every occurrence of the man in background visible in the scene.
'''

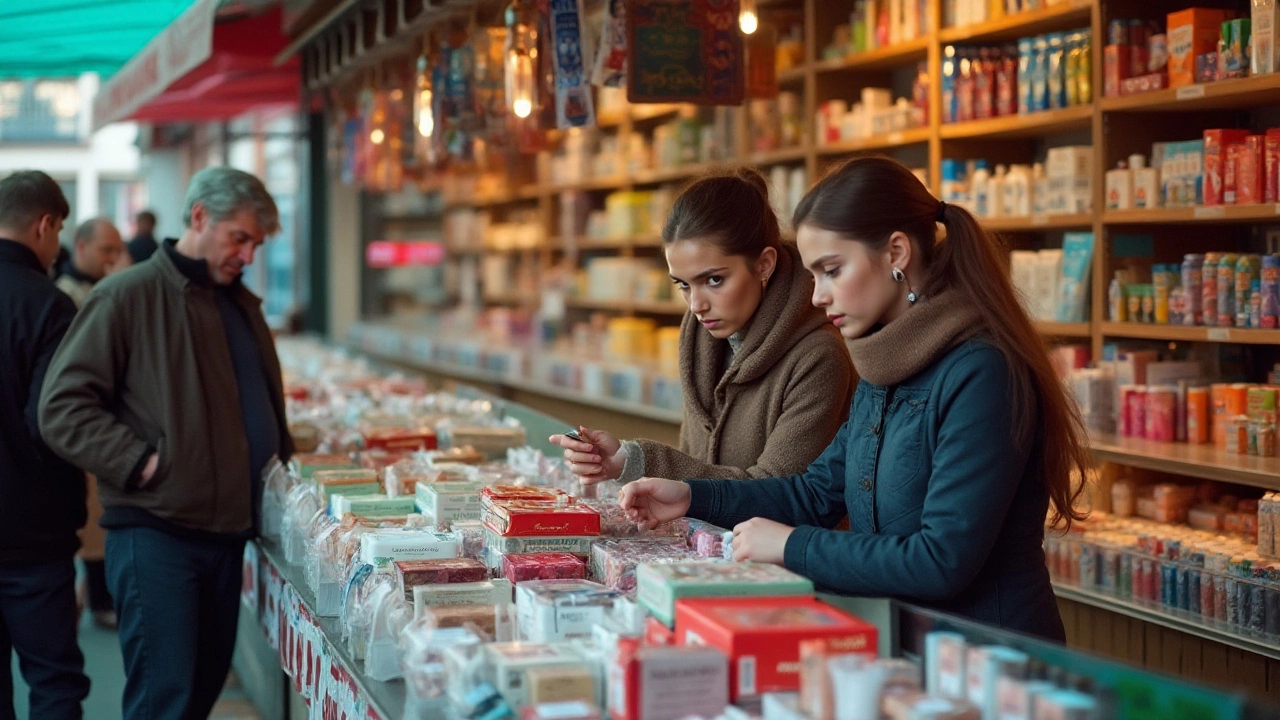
[41,167,294,720]
[56,217,127,307]
[126,209,157,264]
[0,170,91,720]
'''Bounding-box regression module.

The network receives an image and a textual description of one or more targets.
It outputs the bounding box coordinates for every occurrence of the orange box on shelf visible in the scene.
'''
[1204,130,1250,206]
[1187,387,1211,445]
[674,596,877,702]
[1211,383,1230,449]
[1168,8,1235,88]
[362,427,438,452]
[1238,136,1264,205]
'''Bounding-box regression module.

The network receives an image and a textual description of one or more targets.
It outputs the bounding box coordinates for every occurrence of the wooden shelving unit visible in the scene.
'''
[982,213,1094,232]
[565,297,686,316]
[1089,433,1280,491]
[1099,322,1280,345]
[815,127,931,156]
[812,36,931,74]
[940,105,1093,140]
[938,0,1094,44]
[1103,204,1280,225]
[1100,72,1280,113]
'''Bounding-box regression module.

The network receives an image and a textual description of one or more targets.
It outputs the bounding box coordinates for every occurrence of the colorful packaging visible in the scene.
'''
[1219,253,1240,327]
[485,643,585,709]
[395,558,489,599]
[292,453,358,479]
[481,485,570,509]
[484,500,601,538]
[363,427,437,452]
[484,526,596,558]
[313,468,381,498]
[1168,8,1235,87]
[415,481,485,525]
[608,641,730,720]
[1221,19,1253,79]
[1204,130,1251,206]
[361,529,461,569]
[502,553,588,585]
[515,579,623,642]
[1238,137,1264,205]
[1262,255,1280,328]
[1203,253,1221,326]
[1145,387,1177,442]
[330,493,417,519]
[1047,33,1067,109]
[1187,387,1211,444]
[637,561,814,628]
[417,603,511,638]
[1237,255,1262,327]
[925,631,968,700]
[589,539,703,596]
[674,597,877,702]
[1104,44,1130,98]
[1255,0,1280,75]
[413,579,513,615]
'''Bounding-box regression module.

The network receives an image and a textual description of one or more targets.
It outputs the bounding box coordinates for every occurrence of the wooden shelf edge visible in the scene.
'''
[1088,432,1280,490]
[747,145,810,166]
[983,213,1094,231]
[1102,204,1280,225]
[939,0,1093,44]
[940,106,1092,140]
[812,37,930,74]
[566,297,686,315]
[1100,72,1280,113]
[1099,322,1280,345]
[815,128,931,155]
[1052,584,1280,662]
[1034,321,1091,338]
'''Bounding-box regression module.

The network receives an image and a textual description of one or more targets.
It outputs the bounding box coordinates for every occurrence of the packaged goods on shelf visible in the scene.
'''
[749,92,804,152]
[484,642,587,708]
[312,468,381,500]
[589,539,704,596]
[1105,250,1280,329]
[816,82,926,146]
[290,453,358,480]
[1007,234,1093,323]
[483,525,597,559]
[637,560,815,627]
[445,426,527,460]
[330,492,419,519]
[413,579,514,616]
[360,528,462,569]
[944,30,1090,124]
[481,485,570,508]
[395,558,490,600]
[413,603,517,642]
[608,641,730,720]
[416,480,486,526]
[484,498,602,538]
[515,579,624,642]
[502,552,588,585]
[366,583,415,681]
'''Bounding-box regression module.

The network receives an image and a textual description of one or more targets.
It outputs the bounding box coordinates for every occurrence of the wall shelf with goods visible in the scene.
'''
[336,1,1280,695]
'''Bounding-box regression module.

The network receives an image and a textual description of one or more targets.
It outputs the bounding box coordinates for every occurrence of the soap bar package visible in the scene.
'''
[418,603,516,641]
[481,485,570,510]
[516,579,623,642]
[484,642,584,708]
[360,529,460,569]
[416,481,485,525]
[413,579,514,616]
[524,666,597,706]
[502,553,588,585]
[313,468,381,499]
[291,453,358,479]
[484,526,597,557]
[637,561,814,627]
[589,539,703,596]
[395,558,489,599]
[485,500,601,538]
[362,426,437,452]
[673,596,877,701]
[330,493,417,519]
[608,641,729,720]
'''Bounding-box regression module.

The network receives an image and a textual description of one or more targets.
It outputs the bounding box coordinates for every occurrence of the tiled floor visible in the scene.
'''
[9,613,260,720]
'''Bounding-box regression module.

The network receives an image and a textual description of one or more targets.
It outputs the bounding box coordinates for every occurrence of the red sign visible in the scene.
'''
[364,241,446,268]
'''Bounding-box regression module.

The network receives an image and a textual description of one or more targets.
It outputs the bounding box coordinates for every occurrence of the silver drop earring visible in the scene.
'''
[892,267,918,304]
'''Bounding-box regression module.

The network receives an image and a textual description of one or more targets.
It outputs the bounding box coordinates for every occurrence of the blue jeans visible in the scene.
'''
[0,558,90,720]
[105,527,244,720]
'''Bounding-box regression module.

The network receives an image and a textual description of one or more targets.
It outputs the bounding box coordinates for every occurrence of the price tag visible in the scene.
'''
[1032,214,1049,226]
[1177,85,1207,100]
[888,131,904,144]
[1193,206,1225,219]
[1208,328,1230,341]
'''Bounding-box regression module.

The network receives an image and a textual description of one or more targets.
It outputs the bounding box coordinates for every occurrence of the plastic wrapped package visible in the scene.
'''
[445,425,527,460]
[305,514,343,611]
[414,579,514,617]
[417,603,519,642]
[283,483,325,565]
[442,636,491,709]
[502,553,589,585]
[289,452,358,480]
[515,579,624,642]
[483,642,586,708]
[588,539,702,596]
[430,446,487,465]
[452,521,488,562]
[330,492,418,519]
[472,462,533,488]
[314,468,381,500]
[365,584,415,681]
[360,528,462,569]
[416,481,486,526]
[260,456,294,540]
[344,570,396,660]
[521,701,601,720]
[396,558,490,599]
[400,624,484,719]
[480,485,569,508]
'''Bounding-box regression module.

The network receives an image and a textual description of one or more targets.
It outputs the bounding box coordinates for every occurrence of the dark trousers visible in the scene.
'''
[106,527,244,720]
[0,558,90,720]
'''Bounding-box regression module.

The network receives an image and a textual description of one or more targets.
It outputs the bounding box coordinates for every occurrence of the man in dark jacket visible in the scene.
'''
[125,209,157,264]
[0,171,91,720]
[40,167,294,720]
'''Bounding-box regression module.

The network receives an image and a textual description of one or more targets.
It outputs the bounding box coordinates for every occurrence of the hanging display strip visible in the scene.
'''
[626,0,744,105]
[549,0,596,128]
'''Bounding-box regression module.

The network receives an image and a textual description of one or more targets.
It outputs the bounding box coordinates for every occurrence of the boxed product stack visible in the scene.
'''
[515,579,625,643]
[636,560,815,627]
[482,485,602,575]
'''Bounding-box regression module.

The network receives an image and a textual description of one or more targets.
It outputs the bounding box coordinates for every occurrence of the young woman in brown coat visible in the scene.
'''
[550,169,855,483]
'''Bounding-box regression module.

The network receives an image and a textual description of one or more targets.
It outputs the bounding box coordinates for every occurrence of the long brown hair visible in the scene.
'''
[663,167,781,258]
[793,156,1088,530]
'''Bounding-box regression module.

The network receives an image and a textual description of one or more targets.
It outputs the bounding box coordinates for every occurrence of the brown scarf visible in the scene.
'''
[847,290,985,387]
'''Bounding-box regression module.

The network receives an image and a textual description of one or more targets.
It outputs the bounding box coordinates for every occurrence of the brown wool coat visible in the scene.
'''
[636,243,856,480]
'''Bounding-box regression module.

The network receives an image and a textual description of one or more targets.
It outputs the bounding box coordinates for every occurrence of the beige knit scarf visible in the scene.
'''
[846,290,985,387]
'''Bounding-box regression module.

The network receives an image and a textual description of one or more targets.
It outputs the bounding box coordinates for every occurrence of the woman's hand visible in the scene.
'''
[732,518,794,565]
[618,478,691,530]
[548,426,626,485]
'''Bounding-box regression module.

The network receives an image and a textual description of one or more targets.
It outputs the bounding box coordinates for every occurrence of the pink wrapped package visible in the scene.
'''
[589,539,704,596]
[501,553,588,585]
[395,558,489,600]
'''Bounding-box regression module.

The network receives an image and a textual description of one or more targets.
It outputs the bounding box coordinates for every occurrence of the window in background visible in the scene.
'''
[56,179,77,247]
[0,78,81,143]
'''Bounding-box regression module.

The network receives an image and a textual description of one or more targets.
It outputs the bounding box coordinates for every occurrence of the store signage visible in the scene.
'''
[92,0,218,130]
[365,240,446,267]
[627,0,744,105]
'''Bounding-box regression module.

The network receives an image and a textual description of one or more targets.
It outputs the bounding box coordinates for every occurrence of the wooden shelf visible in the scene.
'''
[983,213,1094,232]
[813,37,930,74]
[778,65,806,85]
[551,236,664,250]
[597,110,626,129]
[1100,72,1280,113]
[1089,432,1280,490]
[815,127,931,156]
[747,145,809,166]
[550,176,627,193]
[1099,322,1280,345]
[1034,321,1091,338]
[566,297,686,315]
[444,191,539,210]
[1053,584,1280,662]
[941,105,1092,140]
[484,293,538,306]
[939,0,1093,45]
[1102,204,1280,225]
[633,163,718,186]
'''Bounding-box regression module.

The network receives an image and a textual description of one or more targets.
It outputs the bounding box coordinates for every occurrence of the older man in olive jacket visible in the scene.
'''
[40,167,294,720]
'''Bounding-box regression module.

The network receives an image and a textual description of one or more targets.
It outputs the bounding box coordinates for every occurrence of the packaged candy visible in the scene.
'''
[686,519,734,559]
[481,484,570,509]
[395,558,489,599]
[637,561,814,627]
[360,528,461,569]
[363,426,437,452]
[502,553,589,585]
[452,520,488,561]
[484,526,597,559]
[330,492,417,519]
[283,483,325,565]
[290,452,357,480]
[589,539,703,596]
[260,456,294,540]
[416,603,517,642]
[485,499,602,538]
[413,579,514,616]
[516,579,624,642]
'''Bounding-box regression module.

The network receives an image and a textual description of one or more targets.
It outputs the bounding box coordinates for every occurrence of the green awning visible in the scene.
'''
[0,0,200,78]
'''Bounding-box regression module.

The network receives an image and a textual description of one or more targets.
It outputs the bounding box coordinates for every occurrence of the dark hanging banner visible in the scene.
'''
[626,0,744,105]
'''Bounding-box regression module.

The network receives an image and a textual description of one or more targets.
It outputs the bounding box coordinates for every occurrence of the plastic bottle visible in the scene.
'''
[1031,162,1049,215]
[989,165,1007,218]
[1131,154,1159,210]
[971,160,992,217]
[941,159,968,208]
[1262,254,1280,329]
[1236,254,1260,328]
[1106,160,1133,210]
[1202,253,1220,327]
[1181,253,1205,326]
[957,50,975,122]
[1003,164,1027,217]
[1109,272,1127,322]
[1218,253,1239,327]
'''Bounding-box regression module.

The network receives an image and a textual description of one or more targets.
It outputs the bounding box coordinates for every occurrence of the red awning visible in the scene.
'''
[94,3,299,130]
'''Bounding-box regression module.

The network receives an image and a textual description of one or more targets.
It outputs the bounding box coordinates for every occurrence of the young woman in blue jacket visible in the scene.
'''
[620,156,1089,641]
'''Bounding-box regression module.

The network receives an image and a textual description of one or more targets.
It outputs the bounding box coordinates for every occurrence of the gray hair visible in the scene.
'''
[74,217,117,245]
[182,167,280,235]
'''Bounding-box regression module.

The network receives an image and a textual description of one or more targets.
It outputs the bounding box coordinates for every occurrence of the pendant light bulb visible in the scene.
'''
[504,0,538,120]
[739,0,758,35]
[415,54,434,139]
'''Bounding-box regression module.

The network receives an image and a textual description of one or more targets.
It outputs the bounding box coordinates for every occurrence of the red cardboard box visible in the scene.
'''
[674,596,878,701]
[362,427,437,452]
[1204,129,1251,205]
[645,616,675,646]
[1239,135,1265,205]
[1104,45,1131,98]
[484,500,601,537]
[608,639,729,720]
[1265,130,1280,202]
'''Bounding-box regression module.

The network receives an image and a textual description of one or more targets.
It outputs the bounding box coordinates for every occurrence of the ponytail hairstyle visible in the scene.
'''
[792,156,1088,530]
[662,167,781,259]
